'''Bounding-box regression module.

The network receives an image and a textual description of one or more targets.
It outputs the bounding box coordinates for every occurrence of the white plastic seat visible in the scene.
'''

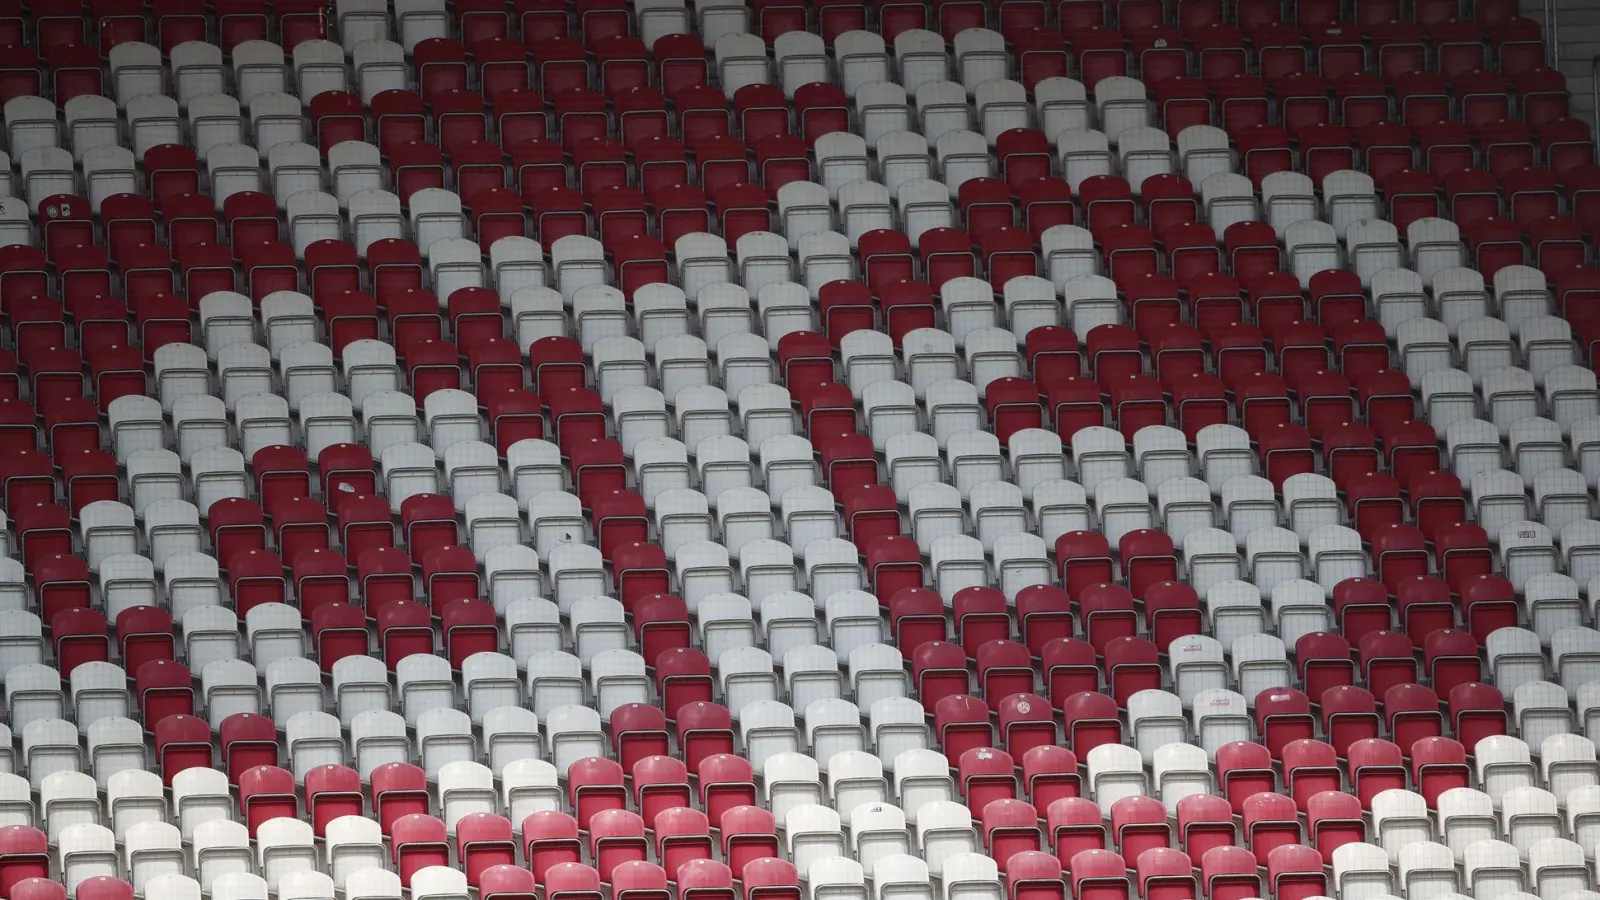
[736,701,799,781]
[1407,217,1466,286]
[1324,169,1381,239]
[1547,365,1600,433]
[1087,743,1148,815]
[205,142,264,210]
[746,281,808,354]
[1157,476,1216,546]
[934,130,992,198]
[1371,791,1433,864]
[1095,477,1154,547]
[1526,837,1588,900]
[1128,689,1187,765]
[348,710,409,779]
[1495,264,1555,336]
[1183,527,1243,600]
[397,653,455,726]
[773,30,828,97]
[1422,368,1481,435]
[1202,580,1267,653]
[98,554,159,621]
[1056,128,1112,192]
[289,39,347,104]
[380,442,441,512]
[1176,124,1233,186]
[21,718,80,791]
[1036,77,1091,142]
[4,96,60,165]
[69,661,131,731]
[772,182,831,253]
[95,726,153,794]
[170,393,230,465]
[1519,316,1580,385]
[1435,266,1491,336]
[1396,317,1455,390]
[245,602,306,674]
[786,803,849,878]
[126,820,186,892]
[697,592,757,665]
[1535,469,1592,534]
[1347,218,1404,287]
[284,710,344,782]
[1541,731,1600,801]
[1042,225,1100,291]
[82,145,137,213]
[1254,169,1318,237]
[1512,680,1574,759]
[1287,219,1341,288]
[547,543,607,609]
[1372,267,1429,338]
[929,533,988,601]
[1502,786,1563,856]
[1565,522,1600,593]
[1094,76,1151,142]
[714,31,771,98]
[1486,631,1549,707]
[1271,579,1334,649]
[199,658,260,729]
[428,749,489,826]
[1435,788,1495,863]
[1508,416,1566,483]
[1308,524,1367,595]
[895,178,957,250]
[153,342,211,413]
[1499,521,1560,593]
[1283,472,1342,541]
[1462,839,1525,896]
[1201,172,1259,240]
[1244,529,1306,597]
[975,79,1029,145]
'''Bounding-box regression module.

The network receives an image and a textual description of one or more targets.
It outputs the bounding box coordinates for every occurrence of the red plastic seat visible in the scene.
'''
[1254,687,1315,759]
[1207,73,1269,134]
[1199,846,1259,900]
[114,606,174,677]
[1346,740,1409,813]
[0,829,51,898]
[935,695,994,765]
[521,811,582,884]
[1060,691,1122,756]
[962,752,1023,824]
[204,497,265,566]
[567,757,628,833]
[675,701,735,772]
[1410,736,1471,806]
[621,755,686,831]
[1020,745,1081,814]
[1242,793,1301,865]
[1280,739,1344,810]
[154,714,214,784]
[976,638,1035,701]
[1043,638,1099,703]
[1069,849,1130,900]
[547,855,615,900]
[1448,681,1508,753]
[719,806,779,881]
[1318,687,1381,756]
[1034,800,1097,875]
[1216,741,1276,813]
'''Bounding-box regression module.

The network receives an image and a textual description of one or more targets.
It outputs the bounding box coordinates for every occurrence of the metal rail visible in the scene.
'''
[1592,54,1600,141]
[1545,0,1561,68]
